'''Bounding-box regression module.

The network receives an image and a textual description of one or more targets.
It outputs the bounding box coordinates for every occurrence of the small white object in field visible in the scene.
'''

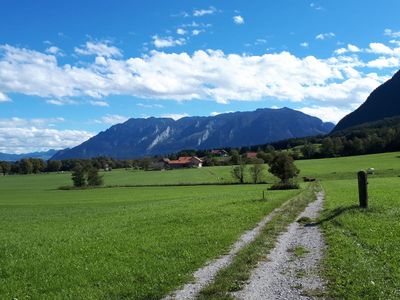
[367,168,375,174]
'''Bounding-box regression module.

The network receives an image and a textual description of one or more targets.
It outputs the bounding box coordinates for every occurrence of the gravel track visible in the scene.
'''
[163,203,286,300]
[234,191,326,300]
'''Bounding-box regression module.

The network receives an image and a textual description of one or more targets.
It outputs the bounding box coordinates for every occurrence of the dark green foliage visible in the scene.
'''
[0,161,11,176]
[230,149,241,165]
[87,168,103,186]
[231,161,246,183]
[268,152,300,184]
[71,165,86,187]
[250,163,264,183]
[46,160,62,172]
[19,158,34,174]
[269,182,300,190]
[320,137,334,157]
[301,143,316,159]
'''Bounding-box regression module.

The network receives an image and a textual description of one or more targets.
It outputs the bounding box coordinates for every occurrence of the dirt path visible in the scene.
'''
[163,203,286,300]
[234,192,326,300]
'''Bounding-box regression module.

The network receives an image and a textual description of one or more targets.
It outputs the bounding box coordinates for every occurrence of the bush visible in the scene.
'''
[268,182,300,190]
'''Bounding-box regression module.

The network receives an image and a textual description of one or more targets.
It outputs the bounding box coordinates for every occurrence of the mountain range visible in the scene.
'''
[52,108,334,160]
[0,149,59,162]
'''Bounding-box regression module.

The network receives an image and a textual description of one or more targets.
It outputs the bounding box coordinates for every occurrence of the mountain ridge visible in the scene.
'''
[333,70,400,132]
[52,107,334,160]
[0,149,59,162]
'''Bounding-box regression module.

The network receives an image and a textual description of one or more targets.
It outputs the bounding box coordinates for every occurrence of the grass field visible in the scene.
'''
[1,151,400,299]
[0,173,299,299]
[321,177,400,299]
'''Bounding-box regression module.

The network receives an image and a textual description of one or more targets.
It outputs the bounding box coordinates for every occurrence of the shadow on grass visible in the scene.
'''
[305,205,360,227]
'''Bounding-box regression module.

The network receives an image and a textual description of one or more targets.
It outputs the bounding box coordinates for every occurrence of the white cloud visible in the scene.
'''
[316,32,335,40]
[210,111,234,116]
[0,127,93,154]
[45,46,62,55]
[233,15,244,25]
[181,21,212,28]
[348,44,361,52]
[299,106,352,123]
[300,42,309,48]
[176,28,187,35]
[193,6,217,17]
[161,113,189,120]
[0,43,390,109]
[0,117,91,153]
[152,36,186,48]
[0,91,10,102]
[384,28,400,38]
[367,56,400,69]
[310,3,323,10]
[0,117,65,128]
[192,29,203,36]
[334,43,361,55]
[137,103,164,108]
[89,100,109,107]
[367,42,397,55]
[75,41,122,58]
[46,99,78,106]
[99,114,129,125]
[389,40,400,46]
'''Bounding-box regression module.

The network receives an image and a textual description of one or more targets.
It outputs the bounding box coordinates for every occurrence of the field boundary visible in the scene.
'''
[57,181,273,190]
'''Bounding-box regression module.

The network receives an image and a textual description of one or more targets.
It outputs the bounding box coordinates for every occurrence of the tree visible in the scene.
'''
[321,137,334,157]
[19,158,33,174]
[71,165,86,187]
[31,159,46,174]
[0,161,11,176]
[231,160,246,183]
[250,163,264,183]
[230,149,241,165]
[301,143,316,159]
[87,168,103,186]
[47,160,62,172]
[268,152,299,184]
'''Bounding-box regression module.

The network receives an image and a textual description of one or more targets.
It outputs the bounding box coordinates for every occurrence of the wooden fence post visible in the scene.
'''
[357,170,368,208]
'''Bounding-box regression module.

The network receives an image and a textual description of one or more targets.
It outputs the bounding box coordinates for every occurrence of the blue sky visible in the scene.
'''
[1,0,400,153]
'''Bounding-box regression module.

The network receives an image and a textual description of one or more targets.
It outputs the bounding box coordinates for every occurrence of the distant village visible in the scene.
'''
[148,149,260,171]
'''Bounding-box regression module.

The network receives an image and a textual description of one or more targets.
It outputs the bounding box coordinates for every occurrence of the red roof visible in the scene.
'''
[246,152,258,159]
[168,156,203,165]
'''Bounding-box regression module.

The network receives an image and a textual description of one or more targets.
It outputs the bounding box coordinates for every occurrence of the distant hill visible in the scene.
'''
[0,149,59,162]
[52,107,334,160]
[333,70,400,132]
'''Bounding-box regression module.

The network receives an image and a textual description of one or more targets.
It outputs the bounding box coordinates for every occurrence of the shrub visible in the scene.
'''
[87,168,103,186]
[71,165,86,187]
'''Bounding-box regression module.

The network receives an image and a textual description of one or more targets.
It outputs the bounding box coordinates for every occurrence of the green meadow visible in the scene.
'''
[1,151,400,299]
[0,173,299,299]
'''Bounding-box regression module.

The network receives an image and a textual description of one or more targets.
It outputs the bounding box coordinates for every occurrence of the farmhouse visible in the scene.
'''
[166,156,203,168]
[246,152,258,159]
[211,149,229,157]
